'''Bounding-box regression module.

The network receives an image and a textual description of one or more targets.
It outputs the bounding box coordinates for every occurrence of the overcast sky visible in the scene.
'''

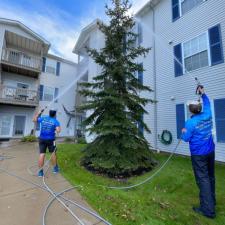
[0,0,149,62]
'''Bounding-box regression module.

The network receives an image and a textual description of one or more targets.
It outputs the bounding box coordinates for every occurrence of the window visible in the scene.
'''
[176,104,185,138]
[181,0,204,15]
[43,58,60,75]
[0,114,12,136]
[172,0,205,21]
[46,66,56,74]
[214,98,225,143]
[174,24,224,76]
[43,86,54,101]
[183,33,209,72]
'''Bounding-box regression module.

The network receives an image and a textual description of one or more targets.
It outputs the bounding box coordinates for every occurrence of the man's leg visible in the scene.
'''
[38,153,45,168]
[38,139,47,176]
[208,151,216,206]
[51,152,57,167]
[191,154,215,217]
[48,140,59,173]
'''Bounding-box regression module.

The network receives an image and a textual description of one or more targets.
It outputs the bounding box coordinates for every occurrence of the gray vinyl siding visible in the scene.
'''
[140,0,225,161]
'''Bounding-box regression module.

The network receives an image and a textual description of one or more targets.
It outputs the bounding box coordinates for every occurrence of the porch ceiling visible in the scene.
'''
[5,31,47,55]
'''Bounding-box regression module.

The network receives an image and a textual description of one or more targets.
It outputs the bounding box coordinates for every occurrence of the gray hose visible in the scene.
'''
[43,187,112,225]
[0,166,111,224]
[42,156,86,225]
[100,139,182,190]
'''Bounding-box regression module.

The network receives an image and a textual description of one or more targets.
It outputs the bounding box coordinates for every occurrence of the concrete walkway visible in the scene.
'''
[0,142,106,225]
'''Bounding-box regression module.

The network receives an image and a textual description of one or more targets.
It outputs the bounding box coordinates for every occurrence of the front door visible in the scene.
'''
[13,116,26,136]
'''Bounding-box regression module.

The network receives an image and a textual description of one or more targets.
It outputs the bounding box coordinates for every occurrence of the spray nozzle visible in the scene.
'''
[195,78,204,95]
[39,106,48,116]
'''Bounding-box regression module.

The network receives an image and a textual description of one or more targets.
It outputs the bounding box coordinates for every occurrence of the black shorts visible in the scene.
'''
[39,139,56,154]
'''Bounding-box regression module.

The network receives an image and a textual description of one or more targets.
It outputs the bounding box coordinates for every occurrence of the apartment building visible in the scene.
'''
[136,0,225,162]
[0,18,77,139]
[73,0,225,162]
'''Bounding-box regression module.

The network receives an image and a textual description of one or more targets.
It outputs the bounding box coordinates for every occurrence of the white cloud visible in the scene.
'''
[0,2,99,62]
[0,0,149,62]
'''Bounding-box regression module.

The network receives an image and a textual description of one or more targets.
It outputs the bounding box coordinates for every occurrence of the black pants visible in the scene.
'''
[191,151,216,216]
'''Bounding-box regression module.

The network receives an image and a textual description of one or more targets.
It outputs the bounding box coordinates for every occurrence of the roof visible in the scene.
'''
[0,18,50,47]
[73,19,102,54]
[135,0,161,17]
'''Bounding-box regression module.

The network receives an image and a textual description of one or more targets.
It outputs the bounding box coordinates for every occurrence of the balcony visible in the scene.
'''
[1,48,42,77]
[0,85,39,107]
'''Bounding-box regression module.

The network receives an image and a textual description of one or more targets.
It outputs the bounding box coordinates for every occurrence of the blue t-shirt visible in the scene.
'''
[181,94,215,155]
[38,116,60,140]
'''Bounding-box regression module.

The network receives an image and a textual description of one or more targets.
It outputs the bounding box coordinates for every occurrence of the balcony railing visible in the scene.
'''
[1,48,42,71]
[0,85,39,106]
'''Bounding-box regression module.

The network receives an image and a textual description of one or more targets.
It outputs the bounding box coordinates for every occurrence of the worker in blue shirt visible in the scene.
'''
[33,109,61,177]
[182,86,215,219]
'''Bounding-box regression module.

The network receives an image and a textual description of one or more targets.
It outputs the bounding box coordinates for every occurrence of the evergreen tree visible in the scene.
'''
[79,0,156,177]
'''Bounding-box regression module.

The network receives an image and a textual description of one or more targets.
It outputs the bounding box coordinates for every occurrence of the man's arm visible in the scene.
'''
[33,110,42,122]
[198,87,212,116]
[56,126,61,134]
[181,121,194,142]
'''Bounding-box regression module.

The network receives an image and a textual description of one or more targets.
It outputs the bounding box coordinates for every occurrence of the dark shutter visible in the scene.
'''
[214,99,225,142]
[39,85,44,101]
[174,44,183,77]
[42,57,46,72]
[56,62,61,76]
[172,0,180,22]
[176,104,185,139]
[138,23,143,45]
[54,88,59,103]
[209,24,224,66]
[138,114,144,136]
[138,63,143,84]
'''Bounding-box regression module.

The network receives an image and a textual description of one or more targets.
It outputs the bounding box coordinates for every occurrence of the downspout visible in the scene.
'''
[150,4,158,152]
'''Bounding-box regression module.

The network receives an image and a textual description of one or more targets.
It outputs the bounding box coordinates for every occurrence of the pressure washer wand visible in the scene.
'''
[38,106,48,117]
[195,77,204,100]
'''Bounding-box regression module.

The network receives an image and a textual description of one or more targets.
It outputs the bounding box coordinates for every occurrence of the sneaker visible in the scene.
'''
[53,165,59,174]
[192,207,216,219]
[38,169,44,177]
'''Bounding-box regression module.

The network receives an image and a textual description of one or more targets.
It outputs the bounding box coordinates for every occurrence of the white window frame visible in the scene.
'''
[43,86,55,102]
[182,31,211,74]
[179,0,206,17]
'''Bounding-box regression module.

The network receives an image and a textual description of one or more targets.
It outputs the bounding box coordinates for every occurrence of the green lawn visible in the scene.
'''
[57,144,225,225]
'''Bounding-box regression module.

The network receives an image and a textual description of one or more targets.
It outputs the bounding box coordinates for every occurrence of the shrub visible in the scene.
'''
[21,135,37,142]
[77,137,87,144]
[64,137,75,142]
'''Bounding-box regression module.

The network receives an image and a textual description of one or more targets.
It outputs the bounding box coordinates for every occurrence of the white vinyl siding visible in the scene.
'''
[183,33,209,72]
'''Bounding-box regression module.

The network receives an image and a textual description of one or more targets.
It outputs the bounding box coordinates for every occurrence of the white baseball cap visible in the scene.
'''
[186,100,201,106]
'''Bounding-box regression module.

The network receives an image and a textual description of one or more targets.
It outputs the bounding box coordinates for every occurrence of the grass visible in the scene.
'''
[57,144,225,225]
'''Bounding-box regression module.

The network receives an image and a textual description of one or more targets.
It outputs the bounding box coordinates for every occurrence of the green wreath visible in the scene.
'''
[159,130,173,145]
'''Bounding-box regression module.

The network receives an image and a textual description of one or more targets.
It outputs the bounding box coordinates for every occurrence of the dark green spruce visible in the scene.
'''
[79,0,156,177]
